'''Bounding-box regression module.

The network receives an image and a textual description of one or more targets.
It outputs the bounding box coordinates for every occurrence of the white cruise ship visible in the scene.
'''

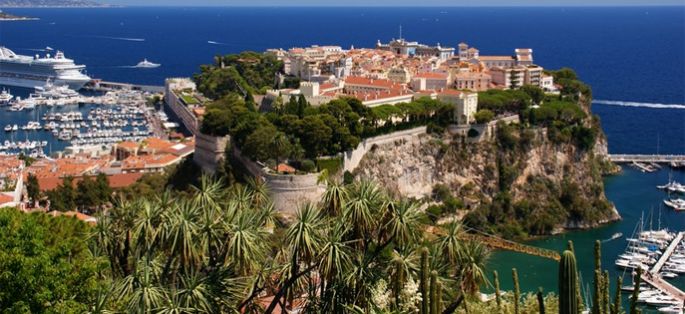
[0,46,91,90]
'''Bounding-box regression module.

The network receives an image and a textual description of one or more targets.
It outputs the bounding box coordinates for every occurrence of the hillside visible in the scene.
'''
[0,0,107,7]
[354,76,621,239]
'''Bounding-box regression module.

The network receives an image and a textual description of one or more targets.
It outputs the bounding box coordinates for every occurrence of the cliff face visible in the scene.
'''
[355,106,619,237]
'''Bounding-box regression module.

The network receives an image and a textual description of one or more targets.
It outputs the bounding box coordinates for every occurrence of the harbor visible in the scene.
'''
[0,86,166,157]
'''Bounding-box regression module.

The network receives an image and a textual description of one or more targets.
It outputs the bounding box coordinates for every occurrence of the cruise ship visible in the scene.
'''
[0,46,91,90]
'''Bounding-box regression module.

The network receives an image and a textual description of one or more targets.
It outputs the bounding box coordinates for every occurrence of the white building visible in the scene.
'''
[437,90,479,125]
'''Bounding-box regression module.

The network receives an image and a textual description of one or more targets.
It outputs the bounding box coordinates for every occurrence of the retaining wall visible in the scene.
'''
[343,126,427,173]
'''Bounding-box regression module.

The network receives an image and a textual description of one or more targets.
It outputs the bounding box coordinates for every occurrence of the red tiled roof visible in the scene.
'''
[0,194,14,205]
[439,89,464,96]
[38,173,144,192]
[414,72,448,79]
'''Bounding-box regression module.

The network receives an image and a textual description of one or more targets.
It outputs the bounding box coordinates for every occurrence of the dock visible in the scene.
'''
[82,80,164,93]
[643,232,685,302]
[609,154,685,164]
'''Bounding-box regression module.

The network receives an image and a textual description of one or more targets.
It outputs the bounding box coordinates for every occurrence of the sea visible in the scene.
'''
[0,6,684,310]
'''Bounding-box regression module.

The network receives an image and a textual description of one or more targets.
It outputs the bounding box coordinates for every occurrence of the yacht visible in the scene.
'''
[4,125,11,132]
[0,46,91,90]
[0,89,12,103]
[135,59,161,68]
[664,199,685,211]
[34,80,80,99]
[657,305,683,314]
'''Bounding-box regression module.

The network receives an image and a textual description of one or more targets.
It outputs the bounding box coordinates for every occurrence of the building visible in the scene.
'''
[376,38,454,61]
[164,78,204,136]
[540,73,558,93]
[0,156,24,207]
[437,89,479,125]
[515,48,534,65]
[452,71,492,91]
[457,42,480,62]
[114,138,194,173]
[480,56,517,69]
[410,72,450,91]
[387,66,412,84]
[490,66,526,89]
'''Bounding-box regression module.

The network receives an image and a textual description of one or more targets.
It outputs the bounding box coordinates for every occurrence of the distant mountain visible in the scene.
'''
[0,0,109,7]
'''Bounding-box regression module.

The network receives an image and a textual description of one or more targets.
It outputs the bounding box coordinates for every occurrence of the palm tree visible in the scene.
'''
[343,180,383,244]
[381,199,423,249]
[437,222,464,265]
[320,179,348,217]
[456,240,491,296]
[116,257,167,314]
[162,200,201,276]
[223,209,268,275]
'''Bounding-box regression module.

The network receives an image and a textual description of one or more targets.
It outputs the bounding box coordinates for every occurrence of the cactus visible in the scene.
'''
[568,241,584,313]
[436,280,443,314]
[430,270,438,314]
[537,287,545,314]
[513,268,521,314]
[629,269,642,314]
[420,247,429,314]
[593,241,602,314]
[559,250,579,314]
[393,258,405,310]
[611,276,623,314]
[603,271,610,314]
[493,270,502,311]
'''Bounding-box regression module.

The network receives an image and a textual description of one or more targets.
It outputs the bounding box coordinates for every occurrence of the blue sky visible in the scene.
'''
[103,0,685,6]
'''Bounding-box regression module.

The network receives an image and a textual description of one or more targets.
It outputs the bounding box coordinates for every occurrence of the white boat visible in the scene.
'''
[646,296,680,306]
[664,199,685,211]
[0,89,12,103]
[658,305,683,314]
[660,271,678,279]
[135,59,161,68]
[3,125,11,132]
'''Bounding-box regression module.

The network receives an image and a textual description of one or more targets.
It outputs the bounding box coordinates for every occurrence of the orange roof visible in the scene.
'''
[0,193,14,205]
[122,154,181,170]
[414,72,448,79]
[117,141,139,150]
[479,55,515,60]
[193,107,205,117]
[49,210,97,225]
[439,89,464,96]
[275,163,296,174]
[344,76,401,89]
[38,173,144,192]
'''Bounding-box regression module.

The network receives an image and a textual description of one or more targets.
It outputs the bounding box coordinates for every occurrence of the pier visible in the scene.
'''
[609,154,685,164]
[82,80,165,93]
[643,232,685,302]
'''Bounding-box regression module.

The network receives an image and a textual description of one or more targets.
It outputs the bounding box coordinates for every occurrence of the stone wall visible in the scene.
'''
[193,132,229,174]
[343,126,427,173]
[231,146,325,215]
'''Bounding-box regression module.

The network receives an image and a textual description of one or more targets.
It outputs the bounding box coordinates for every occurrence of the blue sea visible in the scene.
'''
[1,6,684,307]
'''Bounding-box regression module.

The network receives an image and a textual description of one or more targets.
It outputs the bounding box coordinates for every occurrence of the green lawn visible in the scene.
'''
[181,94,200,105]
[317,157,343,175]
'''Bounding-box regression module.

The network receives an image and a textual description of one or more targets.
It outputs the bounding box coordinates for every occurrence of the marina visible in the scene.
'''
[0,86,164,157]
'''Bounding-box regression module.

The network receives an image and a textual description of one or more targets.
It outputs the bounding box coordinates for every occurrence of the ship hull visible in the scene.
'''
[0,76,89,91]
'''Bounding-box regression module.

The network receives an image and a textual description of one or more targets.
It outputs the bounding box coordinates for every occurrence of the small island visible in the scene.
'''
[0,10,38,21]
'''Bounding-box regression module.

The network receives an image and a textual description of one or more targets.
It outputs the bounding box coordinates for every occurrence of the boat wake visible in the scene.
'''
[92,36,146,42]
[593,99,685,109]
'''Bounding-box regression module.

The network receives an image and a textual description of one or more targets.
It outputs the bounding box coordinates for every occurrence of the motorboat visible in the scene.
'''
[0,89,12,103]
[664,199,685,211]
[660,272,678,279]
[646,295,680,307]
[4,125,11,132]
[135,59,161,68]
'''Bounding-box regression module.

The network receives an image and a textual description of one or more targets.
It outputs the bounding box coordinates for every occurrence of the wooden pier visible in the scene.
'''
[609,154,685,164]
[643,232,685,302]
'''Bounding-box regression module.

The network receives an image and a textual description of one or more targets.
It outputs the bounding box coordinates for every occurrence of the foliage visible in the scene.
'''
[477,89,531,114]
[46,174,112,212]
[0,208,104,312]
[474,109,495,124]
[195,51,283,100]
[26,173,40,204]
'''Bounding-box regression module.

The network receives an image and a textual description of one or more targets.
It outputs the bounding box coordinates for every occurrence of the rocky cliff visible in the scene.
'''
[355,101,620,238]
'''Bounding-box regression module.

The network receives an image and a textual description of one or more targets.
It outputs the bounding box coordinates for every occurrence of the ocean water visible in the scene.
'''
[1,6,684,307]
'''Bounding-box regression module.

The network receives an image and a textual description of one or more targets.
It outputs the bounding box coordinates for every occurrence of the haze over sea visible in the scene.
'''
[1,5,684,303]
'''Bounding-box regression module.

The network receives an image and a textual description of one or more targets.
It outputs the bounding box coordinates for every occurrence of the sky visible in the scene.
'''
[102,0,685,6]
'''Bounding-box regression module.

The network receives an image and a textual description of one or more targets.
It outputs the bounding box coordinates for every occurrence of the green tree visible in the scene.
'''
[474,109,495,124]
[26,173,40,205]
[0,208,104,312]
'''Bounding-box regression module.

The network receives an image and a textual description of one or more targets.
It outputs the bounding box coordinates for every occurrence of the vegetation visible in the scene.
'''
[0,208,104,312]
[45,174,112,212]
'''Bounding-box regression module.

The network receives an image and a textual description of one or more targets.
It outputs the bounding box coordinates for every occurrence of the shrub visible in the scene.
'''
[343,171,355,185]
[474,109,495,124]
[300,159,316,172]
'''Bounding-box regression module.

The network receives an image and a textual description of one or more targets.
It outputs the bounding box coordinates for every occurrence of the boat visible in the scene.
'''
[646,295,680,306]
[0,89,12,103]
[135,59,161,68]
[664,199,685,211]
[34,79,80,99]
[4,125,11,132]
[0,46,91,90]
[657,305,683,314]
[660,271,678,278]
